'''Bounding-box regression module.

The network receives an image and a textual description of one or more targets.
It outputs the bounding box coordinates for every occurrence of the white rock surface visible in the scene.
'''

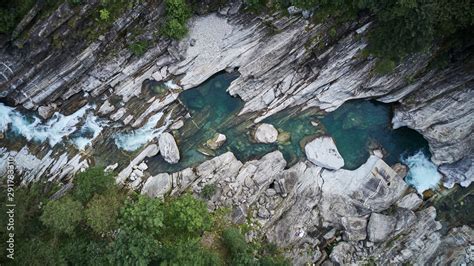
[254,123,278,143]
[159,132,180,164]
[305,136,344,170]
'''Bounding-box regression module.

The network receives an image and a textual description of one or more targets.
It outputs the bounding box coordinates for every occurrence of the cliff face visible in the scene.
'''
[0,1,471,188]
[0,1,473,263]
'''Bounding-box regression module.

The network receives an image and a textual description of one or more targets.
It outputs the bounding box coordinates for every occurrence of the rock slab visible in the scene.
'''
[305,136,344,170]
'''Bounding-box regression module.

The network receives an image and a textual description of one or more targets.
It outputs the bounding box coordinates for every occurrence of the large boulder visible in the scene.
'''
[141,173,172,199]
[367,213,396,242]
[254,123,278,143]
[304,136,344,170]
[159,132,180,164]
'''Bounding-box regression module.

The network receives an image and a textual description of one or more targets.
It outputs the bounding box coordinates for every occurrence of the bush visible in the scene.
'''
[99,8,110,21]
[165,194,212,236]
[201,183,217,199]
[40,197,83,235]
[128,40,149,56]
[162,0,191,39]
[73,167,115,203]
[374,58,396,75]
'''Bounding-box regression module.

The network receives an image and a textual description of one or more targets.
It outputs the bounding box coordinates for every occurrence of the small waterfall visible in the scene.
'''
[114,112,173,151]
[402,150,441,194]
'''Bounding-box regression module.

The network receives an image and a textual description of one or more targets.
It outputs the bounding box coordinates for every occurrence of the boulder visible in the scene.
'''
[141,173,172,198]
[304,136,344,170]
[38,104,56,119]
[206,133,227,150]
[367,213,396,242]
[254,123,278,143]
[396,193,423,210]
[341,216,368,241]
[159,132,180,164]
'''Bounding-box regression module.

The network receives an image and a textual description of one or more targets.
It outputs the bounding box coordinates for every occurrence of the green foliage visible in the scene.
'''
[0,9,16,34]
[120,195,165,235]
[374,58,396,75]
[128,40,149,56]
[160,239,222,265]
[99,8,110,21]
[165,194,212,236]
[73,167,114,203]
[108,230,161,265]
[202,183,217,199]
[40,197,83,235]
[14,238,67,266]
[244,0,268,12]
[162,0,192,39]
[85,190,124,234]
[222,227,257,265]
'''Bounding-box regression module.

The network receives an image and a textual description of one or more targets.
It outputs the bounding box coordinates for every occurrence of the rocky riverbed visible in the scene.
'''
[0,0,472,264]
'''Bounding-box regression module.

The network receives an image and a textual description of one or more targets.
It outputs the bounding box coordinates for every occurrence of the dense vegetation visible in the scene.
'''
[246,0,474,72]
[0,167,288,265]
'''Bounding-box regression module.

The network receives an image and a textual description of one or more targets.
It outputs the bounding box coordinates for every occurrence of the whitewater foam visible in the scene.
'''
[114,112,172,151]
[0,103,100,147]
[71,113,107,150]
[402,150,441,194]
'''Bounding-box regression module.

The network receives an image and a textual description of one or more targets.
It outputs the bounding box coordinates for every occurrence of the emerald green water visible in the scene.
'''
[320,100,430,169]
[148,72,429,174]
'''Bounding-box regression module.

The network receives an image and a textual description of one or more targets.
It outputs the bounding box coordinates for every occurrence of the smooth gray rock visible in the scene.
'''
[396,193,423,210]
[141,173,172,199]
[254,123,278,143]
[305,136,344,170]
[367,213,396,242]
[159,132,180,164]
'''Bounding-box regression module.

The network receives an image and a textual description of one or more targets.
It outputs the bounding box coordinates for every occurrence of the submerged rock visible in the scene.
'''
[254,123,278,143]
[159,132,180,164]
[206,133,226,150]
[304,136,344,170]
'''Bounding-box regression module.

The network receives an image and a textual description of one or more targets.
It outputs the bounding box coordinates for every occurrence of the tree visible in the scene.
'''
[73,167,115,203]
[108,230,161,266]
[119,195,165,235]
[40,197,83,235]
[85,189,125,234]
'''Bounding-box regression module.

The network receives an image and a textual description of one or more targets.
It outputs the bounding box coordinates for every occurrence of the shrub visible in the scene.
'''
[128,40,149,56]
[162,0,191,39]
[374,58,396,75]
[201,183,217,199]
[99,8,110,21]
[40,197,83,235]
[165,194,212,236]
